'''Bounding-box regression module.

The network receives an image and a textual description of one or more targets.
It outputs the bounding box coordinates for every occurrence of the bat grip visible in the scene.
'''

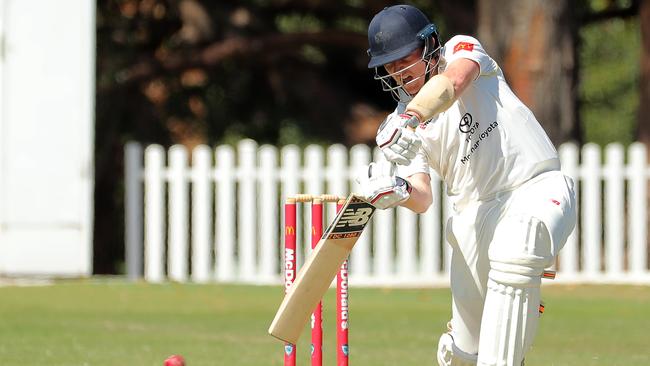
[402,112,420,130]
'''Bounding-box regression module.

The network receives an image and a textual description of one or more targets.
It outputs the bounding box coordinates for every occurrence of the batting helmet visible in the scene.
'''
[367,5,441,101]
[368,5,438,68]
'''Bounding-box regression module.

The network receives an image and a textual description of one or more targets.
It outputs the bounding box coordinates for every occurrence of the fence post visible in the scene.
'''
[327,144,348,226]
[327,144,348,197]
[605,144,624,276]
[260,144,279,282]
[124,142,143,280]
[281,145,301,199]
[397,206,417,282]
[238,139,257,281]
[192,145,212,283]
[628,143,648,275]
[144,144,165,283]
[304,145,324,259]
[582,144,602,277]
[168,145,189,282]
[216,145,236,282]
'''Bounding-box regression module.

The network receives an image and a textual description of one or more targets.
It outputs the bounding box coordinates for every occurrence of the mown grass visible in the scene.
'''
[0,280,647,365]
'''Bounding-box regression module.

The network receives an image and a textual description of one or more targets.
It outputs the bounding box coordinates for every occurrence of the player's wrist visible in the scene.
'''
[395,176,412,194]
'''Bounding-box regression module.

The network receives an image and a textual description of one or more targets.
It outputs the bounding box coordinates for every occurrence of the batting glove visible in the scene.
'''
[376,113,422,166]
[355,161,412,210]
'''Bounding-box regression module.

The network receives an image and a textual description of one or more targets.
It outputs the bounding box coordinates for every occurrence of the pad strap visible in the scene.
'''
[437,333,478,366]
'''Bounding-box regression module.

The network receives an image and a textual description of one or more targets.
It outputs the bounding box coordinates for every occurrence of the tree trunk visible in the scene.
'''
[477,0,580,145]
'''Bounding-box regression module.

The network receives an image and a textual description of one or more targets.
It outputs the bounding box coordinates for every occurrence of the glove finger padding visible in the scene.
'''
[392,129,421,158]
[368,160,396,177]
[395,130,422,150]
[390,144,417,160]
[376,113,422,166]
[376,117,403,149]
[395,129,421,148]
[356,161,393,186]
[383,149,411,166]
[356,161,387,186]
[356,161,411,210]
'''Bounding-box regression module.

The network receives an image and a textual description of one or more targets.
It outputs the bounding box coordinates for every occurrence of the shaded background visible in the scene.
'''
[94,0,647,274]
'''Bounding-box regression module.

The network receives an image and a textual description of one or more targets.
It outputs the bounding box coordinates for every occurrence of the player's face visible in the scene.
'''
[384,48,428,95]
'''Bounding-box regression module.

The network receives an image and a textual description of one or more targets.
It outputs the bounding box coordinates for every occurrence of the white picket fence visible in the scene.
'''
[124,140,650,286]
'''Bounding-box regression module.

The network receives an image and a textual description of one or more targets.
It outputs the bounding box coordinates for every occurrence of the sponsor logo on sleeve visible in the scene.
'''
[453,41,474,54]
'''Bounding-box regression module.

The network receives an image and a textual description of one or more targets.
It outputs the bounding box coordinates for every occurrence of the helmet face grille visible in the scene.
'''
[372,41,442,102]
[367,5,442,102]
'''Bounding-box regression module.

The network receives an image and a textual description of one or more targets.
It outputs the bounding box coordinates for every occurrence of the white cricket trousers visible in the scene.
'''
[444,170,576,357]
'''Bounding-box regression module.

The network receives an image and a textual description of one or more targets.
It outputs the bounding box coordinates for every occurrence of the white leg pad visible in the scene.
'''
[477,215,551,366]
[477,280,540,366]
[438,332,478,366]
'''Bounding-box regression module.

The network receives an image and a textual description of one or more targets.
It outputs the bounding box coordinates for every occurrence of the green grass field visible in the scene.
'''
[0,280,648,366]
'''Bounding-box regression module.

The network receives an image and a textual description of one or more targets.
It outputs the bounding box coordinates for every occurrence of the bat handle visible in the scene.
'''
[403,112,420,130]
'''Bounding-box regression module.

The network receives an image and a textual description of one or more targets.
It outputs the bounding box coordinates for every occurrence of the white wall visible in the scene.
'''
[0,0,95,276]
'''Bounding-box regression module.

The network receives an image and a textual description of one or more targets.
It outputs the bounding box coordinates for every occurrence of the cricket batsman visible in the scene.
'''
[356,5,578,365]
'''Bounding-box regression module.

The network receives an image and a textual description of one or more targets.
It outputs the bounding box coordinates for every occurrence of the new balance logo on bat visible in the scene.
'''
[330,201,375,234]
[336,208,373,228]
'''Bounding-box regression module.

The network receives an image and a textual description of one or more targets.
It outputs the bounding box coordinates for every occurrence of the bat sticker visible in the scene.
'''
[326,199,375,239]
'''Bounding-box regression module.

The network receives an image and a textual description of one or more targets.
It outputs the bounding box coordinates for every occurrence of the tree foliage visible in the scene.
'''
[95,0,447,273]
[580,17,640,146]
[97,0,433,150]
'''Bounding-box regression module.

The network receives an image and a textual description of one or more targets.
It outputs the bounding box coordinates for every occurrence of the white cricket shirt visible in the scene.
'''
[397,35,560,210]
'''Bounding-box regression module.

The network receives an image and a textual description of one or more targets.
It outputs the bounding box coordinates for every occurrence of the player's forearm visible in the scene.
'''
[405,58,479,121]
[441,57,480,96]
[401,173,432,214]
[405,74,455,122]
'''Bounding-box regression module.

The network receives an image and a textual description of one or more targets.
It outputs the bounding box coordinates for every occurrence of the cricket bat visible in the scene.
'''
[268,194,376,344]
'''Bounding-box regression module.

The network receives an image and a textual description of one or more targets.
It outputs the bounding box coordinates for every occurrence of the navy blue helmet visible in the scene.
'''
[367,5,441,101]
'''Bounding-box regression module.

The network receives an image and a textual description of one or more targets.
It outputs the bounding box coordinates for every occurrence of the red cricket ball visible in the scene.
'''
[164,354,186,366]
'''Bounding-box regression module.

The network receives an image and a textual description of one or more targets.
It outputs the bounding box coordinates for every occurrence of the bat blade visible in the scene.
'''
[268,194,375,344]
